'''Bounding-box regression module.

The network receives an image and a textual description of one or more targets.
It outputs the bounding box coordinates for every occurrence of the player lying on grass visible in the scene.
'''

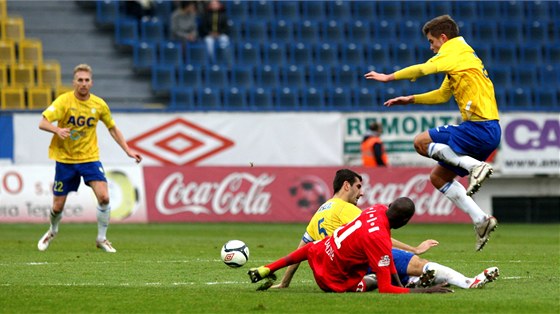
[248,197,453,293]
[270,169,499,290]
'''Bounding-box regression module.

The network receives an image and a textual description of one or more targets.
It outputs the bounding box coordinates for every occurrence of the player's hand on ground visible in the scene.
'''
[364,70,391,82]
[384,96,414,107]
[414,283,454,294]
[415,239,439,255]
[269,283,288,289]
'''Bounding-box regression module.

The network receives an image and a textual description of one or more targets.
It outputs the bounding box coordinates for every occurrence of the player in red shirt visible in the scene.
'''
[248,197,452,294]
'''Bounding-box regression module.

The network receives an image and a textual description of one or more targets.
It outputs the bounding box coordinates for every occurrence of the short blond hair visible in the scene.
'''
[73,64,92,76]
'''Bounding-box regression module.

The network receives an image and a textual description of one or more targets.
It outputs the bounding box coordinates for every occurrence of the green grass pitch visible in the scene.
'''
[1,223,558,313]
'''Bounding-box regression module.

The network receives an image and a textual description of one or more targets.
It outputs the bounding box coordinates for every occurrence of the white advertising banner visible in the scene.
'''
[14,113,343,166]
[0,165,147,223]
[499,113,560,175]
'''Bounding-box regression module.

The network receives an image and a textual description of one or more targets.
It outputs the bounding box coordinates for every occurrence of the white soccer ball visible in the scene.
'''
[220,240,249,268]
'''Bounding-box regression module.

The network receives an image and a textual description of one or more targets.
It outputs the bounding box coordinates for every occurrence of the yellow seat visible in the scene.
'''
[18,38,43,65]
[1,16,25,42]
[55,84,73,98]
[0,0,6,18]
[10,62,35,87]
[27,86,53,110]
[1,86,25,109]
[37,60,61,88]
[0,63,7,87]
[0,39,15,65]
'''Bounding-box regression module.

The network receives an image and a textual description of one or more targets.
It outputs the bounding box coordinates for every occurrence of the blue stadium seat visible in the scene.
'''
[269,20,294,43]
[403,1,427,21]
[333,64,358,88]
[227,20,242,42]
[474,44,492,65]
[537,65,559,88]
[295,20,319,44]
[307,64,332,88]
[140,17,164,44]
[249,87,274,110]
[250,1,274,19]
[301,87,325,110]
[429,2,452,17]
[452,2,477,20]
[493,44,517,66]
[340,43,364,67]
[397,20,422,44]
[184,42,209,66]
[132,41,156,72]
[378,1,402,20]
[392,43,415,67]
[321,20,345,43]
[378,87,403,104]
[226,0,248,20]
[198,87,222,110]
[96,0,119,27]
[177,64,202,89]
[243,21,268,43]
[276,1,300,21]
[371,20,397,42]
[472,22,498,43]
[326,0,352,20]
[417,45,435,63]
[544,44,560,66]
[525,21,548,43]
[501,1,525,20]
[255,65,280,88]
[519,44,542,65]
[499,21,524,44]
[347,20,371,43]
[262,42,287,66]
[114,18,138,48]
[488,67,512,89]
[223,87,248,110]
[275,86,300,110]
[534,89,558,108]
[526,1,551,21]
[314,42,339,67]
[302,1,326,21]
[151,64,176,94]
[477,1,501,20]
[508,88,533,109]
[456,20,473,39]
[514,68,538,88]
[170,87,195,110]
[281,65,306,88]
[351,2,376,21]
[158,41,183,67]
[494,86,507,108]
[235,42,261,66]
[204,65,228,88]
[327,86,352,110]
[353,87,377,109]
[366,43,390,69]
[289,42,313,66]
[152,0,172,26]
[230,65,254,89]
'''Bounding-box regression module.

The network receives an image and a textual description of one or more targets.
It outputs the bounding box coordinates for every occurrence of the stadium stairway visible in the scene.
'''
[7,1,165,109]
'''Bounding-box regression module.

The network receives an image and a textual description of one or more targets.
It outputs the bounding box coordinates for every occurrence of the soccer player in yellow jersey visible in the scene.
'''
[37,64,142,253]
[365,15,500,251]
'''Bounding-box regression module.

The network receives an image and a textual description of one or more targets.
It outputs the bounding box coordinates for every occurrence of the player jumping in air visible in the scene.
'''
[365,15,500,251]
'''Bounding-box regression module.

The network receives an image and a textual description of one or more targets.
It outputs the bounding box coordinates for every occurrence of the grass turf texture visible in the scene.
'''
[1,223,558,313]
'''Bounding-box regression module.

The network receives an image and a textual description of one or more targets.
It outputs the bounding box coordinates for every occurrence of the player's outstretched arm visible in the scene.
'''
[384,96,414,107]
[391,238,438,255]
[364,71,395,82]
[108,126,143,163]
[270,240,307,289]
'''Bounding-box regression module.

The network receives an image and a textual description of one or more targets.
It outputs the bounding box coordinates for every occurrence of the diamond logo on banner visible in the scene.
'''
[128,118,234,165]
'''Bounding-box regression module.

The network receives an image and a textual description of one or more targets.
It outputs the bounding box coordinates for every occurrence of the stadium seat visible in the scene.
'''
[289,42,312,66]
[501,1,525,20]
[340,43,364,67]
[230,65,254,89]
[514,68,538,88]
[0,63,7,87]
[140,17,164,44]
[269,19,293,43]
[534,89,558,108]
[371,20,397,42]
[95,0,119,27]
[474,44,492,65]
[54,84,73,98]
[295,20,319,44]
[250,1,274,20]
[392,43,415,67]
[307,64,332,88]
[27,86,53,110]
[508,88,533,109]
[0,39,15,65]
[18,39,43,66]
[488,67,512,88]
[177,64,202,89]
[226,0,248,21]
[276,1,300,21]
[327,86,352,110]
[493,44,517,66]
[351,2,376,21]
[275,86,299,110]
[1,16,25,42]
[519,44,542,65]
[37,61,62,88]
[493,87,507,108]
[472,22,498,43]
[398,20,422,44]
[326,0,352,20]
[223,87,248,110]
[151,64,176,94]
[347,20,371,43]
[321,20,345,43]
[227,20,242,42]
[249,87,274,110]
[281,65,305,88]
[301,87,325,110]
[499,21,524,44]
[132,41,156,72]
[456,20,473,39]
[204,64,228,88]
[366,43,390,69]
[301,1,326,21]
[353,87,377,110]
[10,62,35,87]
[235,42,261,66]
[333,64,358,88]
[526,1,551,21]
[158,41,183,67]
[0,0,6,18]
[429,2,452,17]
[314,42,338,67]
[537,65,559,88]
[1,86,25,110]
[152,0,173,24]
[378,1,402,20]
[114,17,138,48]
[262,42,286,66]
[477,1,501,20]
[417,45,435,62]
[544,44,560,66]
[452,1,477,21]
[403,1,428,21]
[254,65,279,88]
[524,21,548,43]
[242,21,268,43]
[197,87,222,110]
[185,42,209,66]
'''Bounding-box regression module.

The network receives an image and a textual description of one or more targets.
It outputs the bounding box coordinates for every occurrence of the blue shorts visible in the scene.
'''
[392,248,414,285]
[429,120,501,176]
[53,161,107,196]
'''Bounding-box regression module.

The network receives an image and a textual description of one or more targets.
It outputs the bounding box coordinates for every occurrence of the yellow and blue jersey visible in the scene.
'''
[395,36,499,122]
[304,197,362,242]
[42,91,115,163]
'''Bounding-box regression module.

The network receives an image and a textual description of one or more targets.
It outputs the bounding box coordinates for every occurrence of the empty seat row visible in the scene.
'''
[0,85,73,110]
[0,61,61,88]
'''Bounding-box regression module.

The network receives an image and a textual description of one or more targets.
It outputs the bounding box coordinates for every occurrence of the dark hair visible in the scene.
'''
[422,15,459,39]
[333,169,362,194]
[386,197,415,229]
[369,122,381,132]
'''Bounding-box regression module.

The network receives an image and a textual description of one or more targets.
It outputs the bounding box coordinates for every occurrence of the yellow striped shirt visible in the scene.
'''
[42,91,115,163]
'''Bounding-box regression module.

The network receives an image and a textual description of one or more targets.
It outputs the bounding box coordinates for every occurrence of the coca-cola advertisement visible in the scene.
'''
[143,166,471,223]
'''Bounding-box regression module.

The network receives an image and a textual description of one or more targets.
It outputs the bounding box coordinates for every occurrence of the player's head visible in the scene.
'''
[422,15,459,54]
[386,197,415,229]
[333,169,363,205]
[369,122,383,134]
[73,63,93,100]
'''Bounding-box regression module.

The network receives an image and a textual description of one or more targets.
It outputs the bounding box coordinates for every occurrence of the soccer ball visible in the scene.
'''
[220,240,249,268]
